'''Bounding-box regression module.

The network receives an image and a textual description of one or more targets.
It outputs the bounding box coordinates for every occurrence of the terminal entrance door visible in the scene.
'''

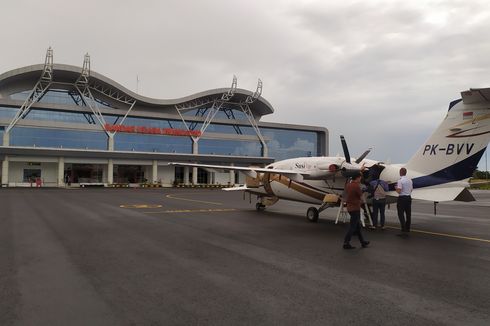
[174,166,185,184]
[23,168,41,182]
[173,167,208,184]
[197,168,208,184]
[65,164,103,183]
[114,165,145,183]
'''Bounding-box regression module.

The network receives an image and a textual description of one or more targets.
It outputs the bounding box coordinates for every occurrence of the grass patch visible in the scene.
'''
[469,179,490,190]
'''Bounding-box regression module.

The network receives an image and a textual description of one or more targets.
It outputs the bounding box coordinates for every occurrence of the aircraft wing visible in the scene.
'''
[411,187,475,202]
[168,162,307,182]
[222,185,249,191]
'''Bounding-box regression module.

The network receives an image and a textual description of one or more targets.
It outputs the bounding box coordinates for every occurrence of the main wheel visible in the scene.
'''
[306,207,319,222]
[256,203,265,211]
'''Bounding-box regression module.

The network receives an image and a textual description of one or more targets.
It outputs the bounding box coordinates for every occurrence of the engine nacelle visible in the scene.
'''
[341,169,363,178]
[303,170,337,180]
[340,162,363,178]
[318,163,340,172]
[245,173,262,188]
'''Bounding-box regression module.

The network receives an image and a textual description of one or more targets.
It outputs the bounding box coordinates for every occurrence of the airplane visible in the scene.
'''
[169,87,490,222]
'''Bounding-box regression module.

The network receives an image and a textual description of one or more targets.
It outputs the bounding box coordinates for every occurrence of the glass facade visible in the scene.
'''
[262,128,318,161]
[182,107,248,120]
[114,133,192,153]
[10,89,113,109]
[0,107,19,119]
[1,89,322,159]
[199,139,262,156]
[0,106,102,125]
[10,127,107,150]
[119,116,183,129]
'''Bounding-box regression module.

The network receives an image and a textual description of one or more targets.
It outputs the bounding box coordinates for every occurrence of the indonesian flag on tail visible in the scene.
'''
[463,111,473,120]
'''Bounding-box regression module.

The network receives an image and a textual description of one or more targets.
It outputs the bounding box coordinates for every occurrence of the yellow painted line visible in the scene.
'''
[120,204,163,209]
[384,226,490,243]
[165,194,223,205]
[145,208,236,214]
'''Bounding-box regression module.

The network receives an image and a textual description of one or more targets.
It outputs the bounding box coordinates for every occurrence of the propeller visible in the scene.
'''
[340,135,351,164]
[339,135,372,177]
[355,148,372,164]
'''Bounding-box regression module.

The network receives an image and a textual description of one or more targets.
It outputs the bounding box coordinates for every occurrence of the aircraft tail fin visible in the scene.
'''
[405,88,490,183]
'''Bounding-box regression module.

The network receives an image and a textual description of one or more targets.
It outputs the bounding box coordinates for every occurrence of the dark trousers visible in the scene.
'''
[344,210,366,244]
[372,199,386,227]
[397,196,412,232]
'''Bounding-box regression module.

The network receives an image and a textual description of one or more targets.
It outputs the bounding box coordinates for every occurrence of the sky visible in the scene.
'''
[1,0,489,170]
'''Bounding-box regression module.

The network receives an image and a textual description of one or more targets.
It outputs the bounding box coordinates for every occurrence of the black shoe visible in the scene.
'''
[361,241,370,248]
[343,243,356,249]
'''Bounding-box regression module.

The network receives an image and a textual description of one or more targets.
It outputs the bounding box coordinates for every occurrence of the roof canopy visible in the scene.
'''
[0,63,274,117]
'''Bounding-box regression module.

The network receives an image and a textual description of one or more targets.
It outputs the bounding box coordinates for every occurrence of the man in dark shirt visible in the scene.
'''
[343,172,370,249]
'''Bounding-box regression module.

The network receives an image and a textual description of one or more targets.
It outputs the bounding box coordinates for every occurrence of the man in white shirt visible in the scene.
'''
[395,167,413,236]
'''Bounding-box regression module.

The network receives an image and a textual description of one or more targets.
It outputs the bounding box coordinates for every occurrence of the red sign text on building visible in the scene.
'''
[104,124,201,137]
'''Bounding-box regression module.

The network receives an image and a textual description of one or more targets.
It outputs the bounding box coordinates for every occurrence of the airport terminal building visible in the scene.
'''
[0,49,328,187]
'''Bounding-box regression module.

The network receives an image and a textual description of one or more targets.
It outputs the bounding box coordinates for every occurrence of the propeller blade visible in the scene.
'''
[355,148,372,164]
[340,135,351,164]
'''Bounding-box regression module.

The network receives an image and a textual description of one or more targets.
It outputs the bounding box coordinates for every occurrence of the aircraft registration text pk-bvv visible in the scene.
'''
[423,143,475,156]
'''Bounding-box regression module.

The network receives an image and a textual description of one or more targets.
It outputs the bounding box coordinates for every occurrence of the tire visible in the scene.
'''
[256,203,265,211]
[306,207,319,222]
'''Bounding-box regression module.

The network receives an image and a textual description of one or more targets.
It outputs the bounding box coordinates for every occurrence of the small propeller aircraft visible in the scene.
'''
[170,87,490,221]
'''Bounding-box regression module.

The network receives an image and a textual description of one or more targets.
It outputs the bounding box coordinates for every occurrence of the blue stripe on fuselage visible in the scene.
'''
[388,147,486,190]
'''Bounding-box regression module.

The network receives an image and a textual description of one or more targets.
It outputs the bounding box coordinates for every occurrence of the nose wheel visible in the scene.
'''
[306,207,319,222]
[256,202,266,211]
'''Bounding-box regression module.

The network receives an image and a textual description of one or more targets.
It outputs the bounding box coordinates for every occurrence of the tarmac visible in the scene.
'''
[1,187,489,325]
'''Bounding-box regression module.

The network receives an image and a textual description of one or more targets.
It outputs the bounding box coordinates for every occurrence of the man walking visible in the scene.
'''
[396,167,413,236]
[343,172,370,249]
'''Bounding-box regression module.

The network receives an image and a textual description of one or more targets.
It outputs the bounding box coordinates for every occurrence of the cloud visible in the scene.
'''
[1,0,489,169]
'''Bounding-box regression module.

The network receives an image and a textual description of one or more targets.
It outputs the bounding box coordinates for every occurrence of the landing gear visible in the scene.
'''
[256,202,266,211]
[306,201,334,223]
[306,207,319,222]
[255,196,278,211]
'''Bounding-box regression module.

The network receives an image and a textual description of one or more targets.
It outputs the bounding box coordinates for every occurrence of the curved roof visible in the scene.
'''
[0,64,274,117]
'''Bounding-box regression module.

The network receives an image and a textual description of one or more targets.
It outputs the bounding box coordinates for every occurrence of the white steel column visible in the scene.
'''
[229,163,235,185]
[239,79,268,157]
[74,54,110,137]
[58,157,64,187]
[6,47,53,134]
[262,145,269,157]
[107,159,113,184]
[175,76,237,143]
[3,132,9,146]
[152,160,158,183]
[108,134,114,151]
[192,140,199,185]
[2,156,9,186]
[192,141,198,154]
[192,167,198,185]
[184,166,189,185]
